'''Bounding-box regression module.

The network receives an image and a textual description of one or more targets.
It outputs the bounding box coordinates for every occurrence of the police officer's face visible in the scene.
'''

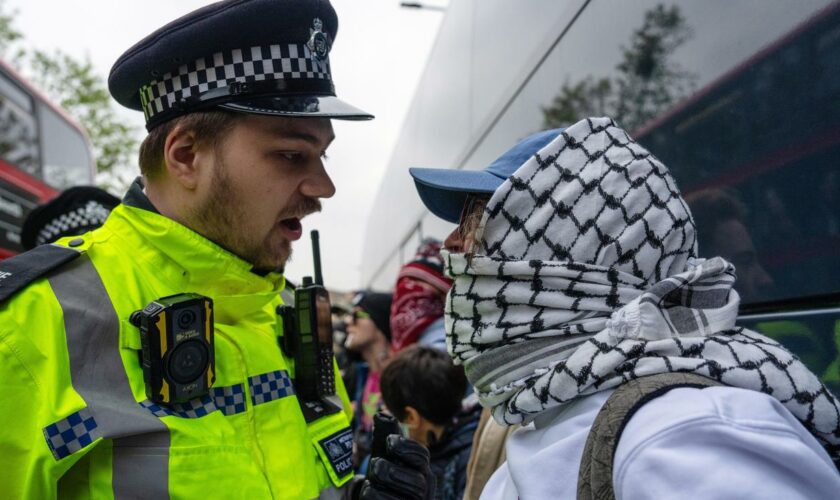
[191,115,336,269]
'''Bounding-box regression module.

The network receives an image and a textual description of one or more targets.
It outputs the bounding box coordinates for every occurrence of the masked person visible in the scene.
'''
[390,239,452,352]
[409,117,840,498]
[0,1,435,497]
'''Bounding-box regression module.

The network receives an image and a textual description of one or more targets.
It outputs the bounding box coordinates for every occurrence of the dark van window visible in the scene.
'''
[540,1,840,305]
[532,0,840,387]
[636,7,840,305]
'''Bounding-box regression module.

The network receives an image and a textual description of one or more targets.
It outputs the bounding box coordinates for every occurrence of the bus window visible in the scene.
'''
[0,71,40,178]
[39,105,95,190]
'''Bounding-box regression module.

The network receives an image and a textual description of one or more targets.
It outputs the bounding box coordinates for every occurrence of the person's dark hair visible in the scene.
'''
[380,345,467,426]
[351,291,393,340]
[138,110,243,179]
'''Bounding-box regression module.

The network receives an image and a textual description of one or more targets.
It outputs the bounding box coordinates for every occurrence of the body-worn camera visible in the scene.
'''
[131,293,215,404]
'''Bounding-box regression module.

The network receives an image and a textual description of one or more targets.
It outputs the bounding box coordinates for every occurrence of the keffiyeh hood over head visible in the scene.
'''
[444,117,840,463]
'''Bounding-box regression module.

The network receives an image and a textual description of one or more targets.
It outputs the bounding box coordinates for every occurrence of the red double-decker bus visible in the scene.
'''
[0,59,96,259]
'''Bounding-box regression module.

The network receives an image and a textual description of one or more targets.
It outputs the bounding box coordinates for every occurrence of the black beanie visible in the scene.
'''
[352,291,393,340]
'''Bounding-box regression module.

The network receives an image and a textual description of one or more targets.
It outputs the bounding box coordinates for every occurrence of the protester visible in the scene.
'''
[409,117,840,498]
[345,290,394,471]
[331,303,357,387]
[380,345,480,500]
[461,410,516,500]
[20,185,120,250]
[390,238,452,352]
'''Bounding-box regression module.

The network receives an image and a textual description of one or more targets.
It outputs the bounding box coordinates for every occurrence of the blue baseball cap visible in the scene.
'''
[409,128,564,223]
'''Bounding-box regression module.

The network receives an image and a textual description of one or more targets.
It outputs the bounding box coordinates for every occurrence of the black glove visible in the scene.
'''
[358,434,435,500]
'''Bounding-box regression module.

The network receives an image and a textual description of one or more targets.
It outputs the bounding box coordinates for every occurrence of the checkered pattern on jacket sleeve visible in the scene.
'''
[43,408,101,460]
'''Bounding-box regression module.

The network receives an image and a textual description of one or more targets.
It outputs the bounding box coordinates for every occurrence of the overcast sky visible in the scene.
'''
[7,0,443,291]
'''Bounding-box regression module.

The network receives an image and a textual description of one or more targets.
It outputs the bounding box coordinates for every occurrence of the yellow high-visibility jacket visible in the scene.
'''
[0,182,354,499]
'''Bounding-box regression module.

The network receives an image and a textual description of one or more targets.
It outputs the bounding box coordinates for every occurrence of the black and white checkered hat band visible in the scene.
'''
[139,43,332,121]
[37,200,112,246]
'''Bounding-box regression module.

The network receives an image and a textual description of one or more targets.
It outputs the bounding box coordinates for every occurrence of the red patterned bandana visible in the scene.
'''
[390,258,452,351]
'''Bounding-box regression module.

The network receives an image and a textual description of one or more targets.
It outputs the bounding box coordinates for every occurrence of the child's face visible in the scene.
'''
[399,419,424,445]
[396,407,435,446]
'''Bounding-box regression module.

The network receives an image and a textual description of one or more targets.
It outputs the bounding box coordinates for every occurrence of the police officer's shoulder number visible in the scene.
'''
[0,244,83,303]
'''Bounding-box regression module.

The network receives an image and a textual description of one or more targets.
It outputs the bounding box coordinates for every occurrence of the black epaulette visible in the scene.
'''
[0,244,82,303]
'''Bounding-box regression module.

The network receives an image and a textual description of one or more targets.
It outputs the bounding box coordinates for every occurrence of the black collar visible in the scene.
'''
[122,177,160,214]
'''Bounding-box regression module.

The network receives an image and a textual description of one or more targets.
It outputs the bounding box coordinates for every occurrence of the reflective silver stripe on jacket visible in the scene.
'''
[50,255,170,498]
[317,485,346,500]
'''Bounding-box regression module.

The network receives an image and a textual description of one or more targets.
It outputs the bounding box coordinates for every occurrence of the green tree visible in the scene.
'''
[22,50,138,191]
[0,1,139,193]
[613,4,695,131]
[542,4,696,131]
[0,0,20,57]
[542,77,612,128]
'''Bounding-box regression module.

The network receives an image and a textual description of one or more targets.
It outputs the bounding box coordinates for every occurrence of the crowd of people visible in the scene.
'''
[2,1,839,498]
[330,239,480,499]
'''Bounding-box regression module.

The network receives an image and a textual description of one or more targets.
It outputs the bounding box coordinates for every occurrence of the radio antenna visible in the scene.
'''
[311,230,323,286]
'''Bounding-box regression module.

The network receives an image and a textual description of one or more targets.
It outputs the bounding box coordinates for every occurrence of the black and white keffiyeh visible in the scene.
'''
[444,117,840,462]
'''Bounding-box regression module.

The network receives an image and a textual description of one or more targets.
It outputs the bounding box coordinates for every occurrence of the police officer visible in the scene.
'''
[0,1,427,498]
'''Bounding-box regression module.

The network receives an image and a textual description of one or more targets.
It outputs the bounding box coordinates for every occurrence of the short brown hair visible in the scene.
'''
[138,110,243,179]
[381,345,467,425]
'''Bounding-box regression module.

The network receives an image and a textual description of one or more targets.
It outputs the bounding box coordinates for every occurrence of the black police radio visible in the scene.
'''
[280,230,341,422]
[131,294,215,404]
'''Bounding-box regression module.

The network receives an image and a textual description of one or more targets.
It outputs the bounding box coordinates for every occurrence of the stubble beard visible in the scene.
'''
[187,159,290,271]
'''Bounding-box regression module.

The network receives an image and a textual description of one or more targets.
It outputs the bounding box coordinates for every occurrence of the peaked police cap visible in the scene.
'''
[108,0,373,130]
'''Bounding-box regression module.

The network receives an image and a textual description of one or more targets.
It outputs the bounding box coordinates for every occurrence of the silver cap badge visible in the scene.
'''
[307,18,331,61]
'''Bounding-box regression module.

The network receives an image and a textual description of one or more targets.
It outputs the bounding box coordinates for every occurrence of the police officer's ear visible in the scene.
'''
[162,123,209,191]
